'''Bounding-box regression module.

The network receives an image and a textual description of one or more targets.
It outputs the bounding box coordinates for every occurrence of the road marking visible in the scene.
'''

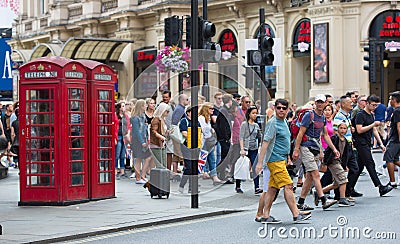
[64,211,250,243]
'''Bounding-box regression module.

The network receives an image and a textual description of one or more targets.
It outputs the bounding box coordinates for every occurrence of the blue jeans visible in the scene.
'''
[115,135,126,169]
[248,149,260,190]
[215,142,221,166]
[205,147,217,177]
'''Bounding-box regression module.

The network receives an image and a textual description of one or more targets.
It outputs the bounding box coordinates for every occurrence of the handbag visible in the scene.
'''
[203,131,218,152]
[234,156,250,180]
[169,124,185,144]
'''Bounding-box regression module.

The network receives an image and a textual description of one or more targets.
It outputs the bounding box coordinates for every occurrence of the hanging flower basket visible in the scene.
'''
[154,46,201,74]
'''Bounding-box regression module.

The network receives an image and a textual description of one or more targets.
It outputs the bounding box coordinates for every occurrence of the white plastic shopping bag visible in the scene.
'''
[234,156,250,180]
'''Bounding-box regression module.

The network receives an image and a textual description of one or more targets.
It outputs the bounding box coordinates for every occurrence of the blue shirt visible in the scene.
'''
[171,104,186,125]
[268,118,291,162]
[300,110,325,149]
[374,103,387,122]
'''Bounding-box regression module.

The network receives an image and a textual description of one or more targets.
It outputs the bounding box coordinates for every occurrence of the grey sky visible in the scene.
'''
[0,7,17,28]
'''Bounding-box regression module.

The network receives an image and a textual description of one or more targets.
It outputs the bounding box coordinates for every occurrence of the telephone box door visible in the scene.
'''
[90,86,115,199]
[19,85,60,203]
[64,85,89,200]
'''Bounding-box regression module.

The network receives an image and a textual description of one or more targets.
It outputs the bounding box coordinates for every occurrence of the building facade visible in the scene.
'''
[7,0,400,105]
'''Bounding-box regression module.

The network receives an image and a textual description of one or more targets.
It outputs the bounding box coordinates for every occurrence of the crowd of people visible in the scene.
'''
[112,89,399,224]
[0,101,19,168]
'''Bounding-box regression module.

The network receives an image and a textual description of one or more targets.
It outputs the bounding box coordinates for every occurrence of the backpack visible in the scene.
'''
[290,108,314,143]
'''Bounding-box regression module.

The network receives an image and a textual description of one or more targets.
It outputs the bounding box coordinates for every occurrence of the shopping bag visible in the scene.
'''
[234,156,250,180]
[169,125,185,144]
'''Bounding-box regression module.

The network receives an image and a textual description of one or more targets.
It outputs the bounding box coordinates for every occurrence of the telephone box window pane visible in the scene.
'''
[99,90,110,100]
[99,126,111,135]
[69,88,84,100]
[71,150,83,160]
[99,137,111,147]
[28,163,51,173]
[30,102,53,112]
[72,162,83,173]
[70,102,83,112]
[31,126,51,136]
[71,125,84,136]
[71,175,83,185]
[71,138,83,148]
[99,160,110,170]
[99,102,111,112]
[28,89,53,100]
[28,176,54,186]
[31,114,53,125]
[99,172,111,183]
[98,113,111,124]
[99,149,110,159]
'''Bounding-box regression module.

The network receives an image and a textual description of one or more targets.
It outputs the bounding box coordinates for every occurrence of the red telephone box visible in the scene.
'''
[77,60,116,200]
[19,57,90,205]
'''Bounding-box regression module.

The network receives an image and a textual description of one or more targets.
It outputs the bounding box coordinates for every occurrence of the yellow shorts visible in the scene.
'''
[267,160,293,189]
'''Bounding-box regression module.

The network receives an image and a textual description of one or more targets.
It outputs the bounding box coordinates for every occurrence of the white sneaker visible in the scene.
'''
[135,179,146,184]
[130,173,136,178]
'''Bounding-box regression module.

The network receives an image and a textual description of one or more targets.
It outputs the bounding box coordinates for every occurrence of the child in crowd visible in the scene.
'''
[319,122,355,207]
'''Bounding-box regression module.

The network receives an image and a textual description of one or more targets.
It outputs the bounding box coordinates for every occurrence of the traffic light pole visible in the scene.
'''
[259,8,267,133]
[190,0,199,208]
[202,0,210,101]
[179,16,184,94]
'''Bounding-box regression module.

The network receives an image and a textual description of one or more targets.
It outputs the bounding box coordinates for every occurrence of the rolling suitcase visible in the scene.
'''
[149,168,170,199]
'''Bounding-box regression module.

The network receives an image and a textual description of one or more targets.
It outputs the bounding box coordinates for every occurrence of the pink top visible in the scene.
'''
[321,119,334,149]
[232,107,247,144]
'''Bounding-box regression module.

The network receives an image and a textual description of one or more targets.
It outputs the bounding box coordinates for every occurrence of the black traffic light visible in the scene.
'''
[199,18,221,63]
[247,50,262,66]
[165,16,182,46]
[363,44,376,83]
[259,35,274,66]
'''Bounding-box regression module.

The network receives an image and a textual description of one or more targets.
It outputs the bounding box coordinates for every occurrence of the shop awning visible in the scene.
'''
[60,38,133,63]
[29,43,63,61]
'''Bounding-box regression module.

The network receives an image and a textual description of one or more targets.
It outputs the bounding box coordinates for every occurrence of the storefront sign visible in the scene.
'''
[385,41,400,51]
[134,50,157,62]
[218,29,237,54]
[370,10,400,38]
[293,19,311,54]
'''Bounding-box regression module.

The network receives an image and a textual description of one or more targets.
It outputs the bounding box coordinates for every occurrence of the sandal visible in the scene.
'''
[297,182,303,187]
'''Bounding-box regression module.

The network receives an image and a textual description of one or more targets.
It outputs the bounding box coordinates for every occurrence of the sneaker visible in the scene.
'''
[346,196,356,202]
[322,199,338,210]
[313,191,319,206]
[116,174,121,180]
[379,185,393,196]
[338,199,353,207]
[350,190,363,197]
[293,213,311,223]
[260,216,282,224]
[120,174,129,179]
[236,188,244,194]
[254,188,263,194]
[297,203,314,211]
[130,172,136,178]
[135,179,147,184]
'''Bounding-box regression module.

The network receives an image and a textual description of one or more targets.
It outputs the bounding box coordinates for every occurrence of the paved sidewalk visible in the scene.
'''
[0,168,263,244]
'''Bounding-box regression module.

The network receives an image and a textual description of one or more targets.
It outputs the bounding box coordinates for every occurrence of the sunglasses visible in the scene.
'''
[245,101,251,104]
[276,106,287,110]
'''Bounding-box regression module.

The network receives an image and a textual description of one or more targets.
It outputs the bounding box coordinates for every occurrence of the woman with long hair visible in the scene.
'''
[321,103,335,149]
[131,100,152,184]
[113,102,130,179]
[145,98,156,125]
[198,103,223,184]
[238,106,261,194]
[149,102,170,168]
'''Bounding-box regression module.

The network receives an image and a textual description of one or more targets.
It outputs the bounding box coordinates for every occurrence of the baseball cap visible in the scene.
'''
[314,94,326,102]
[232,93,241,99]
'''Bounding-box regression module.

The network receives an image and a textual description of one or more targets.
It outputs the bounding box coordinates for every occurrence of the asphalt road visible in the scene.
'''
[61,170,400,244]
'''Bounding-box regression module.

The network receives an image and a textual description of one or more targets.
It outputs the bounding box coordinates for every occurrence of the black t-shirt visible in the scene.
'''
[353,110,374,146]
[388,107,400,143]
